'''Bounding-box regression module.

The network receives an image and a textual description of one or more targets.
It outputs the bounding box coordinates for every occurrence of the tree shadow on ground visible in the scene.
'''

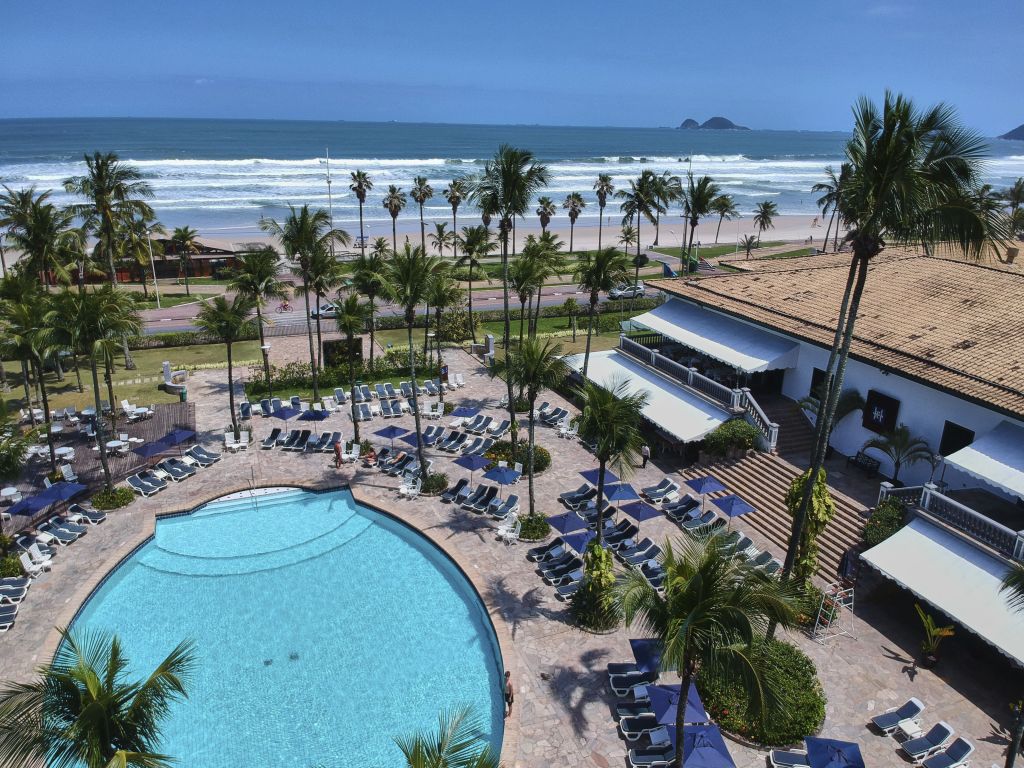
[544,647,615,738]
[431,511,496,542]
[484,575,572,638]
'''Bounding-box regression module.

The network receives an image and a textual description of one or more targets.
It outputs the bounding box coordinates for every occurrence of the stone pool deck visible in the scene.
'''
[1,348,1020,767]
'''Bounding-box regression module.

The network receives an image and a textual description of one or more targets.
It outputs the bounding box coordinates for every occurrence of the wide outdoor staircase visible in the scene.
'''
[756,394,817,460]
[677,452,867,579]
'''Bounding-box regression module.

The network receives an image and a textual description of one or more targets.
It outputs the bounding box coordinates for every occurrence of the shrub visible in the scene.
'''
[519,513,550,541]
[701,638,826,746]
[421,472,449,495]
[863,498,906,547]
[570,542,620,631]
[0,554,22,578]
[442,401,455,415]
[703,419,761,458]
[91,486,135,510]
[485,441,551,473]
[795,582,826,627]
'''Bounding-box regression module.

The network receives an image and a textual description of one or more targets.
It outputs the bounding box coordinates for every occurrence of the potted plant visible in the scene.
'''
[915,603,955,668]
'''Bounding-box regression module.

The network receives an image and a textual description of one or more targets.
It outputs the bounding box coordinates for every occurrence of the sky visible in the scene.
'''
[2,0,1021,135]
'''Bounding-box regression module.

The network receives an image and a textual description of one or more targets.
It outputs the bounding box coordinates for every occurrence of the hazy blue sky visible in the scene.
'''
[3,0,1021,134]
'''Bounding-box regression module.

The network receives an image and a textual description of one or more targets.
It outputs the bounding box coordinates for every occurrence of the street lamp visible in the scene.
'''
[261,344,273,401]
[145,231,161,309]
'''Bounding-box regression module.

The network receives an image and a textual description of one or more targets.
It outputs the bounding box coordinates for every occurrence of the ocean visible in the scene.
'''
[1,118,1022,238]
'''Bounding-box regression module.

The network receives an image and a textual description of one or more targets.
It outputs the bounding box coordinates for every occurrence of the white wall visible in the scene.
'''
[781,341,1024,494]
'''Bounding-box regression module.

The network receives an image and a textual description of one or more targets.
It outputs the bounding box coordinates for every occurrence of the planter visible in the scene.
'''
[918,652,939,670]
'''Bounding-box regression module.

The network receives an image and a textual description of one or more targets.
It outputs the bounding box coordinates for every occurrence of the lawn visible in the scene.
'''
[131,292,210,310]
[652,241,784,260]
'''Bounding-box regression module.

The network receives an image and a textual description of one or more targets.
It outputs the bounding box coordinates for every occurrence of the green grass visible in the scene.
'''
[652,241,784,260]
[761,247,814,260]
[131,292,210,310]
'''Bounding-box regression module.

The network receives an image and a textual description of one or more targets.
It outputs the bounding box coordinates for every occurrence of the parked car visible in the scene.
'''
[609,282,645,300]
[311,303,338,318]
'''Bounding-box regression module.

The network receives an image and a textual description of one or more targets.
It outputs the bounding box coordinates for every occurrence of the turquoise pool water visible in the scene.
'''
[71,488,504,767]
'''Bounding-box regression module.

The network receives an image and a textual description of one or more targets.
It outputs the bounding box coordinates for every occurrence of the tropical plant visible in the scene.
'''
[334,293,371,442]
[863,498,905,547]
[752,200,778,245]
[999,177,1024,219]
[260,204,349,402]
[562,192,586,252]
[650,171,682,246]
[526,231,565,335]
[680,174,721,273]
[426,271,463,394]
[739,234,758,258]
[616,172,660,265]
[618,224,638,257]
[507,254,545,347]
[812,165,851,253]
[0,425,35,481]
[456,225,496,343]
[296,246,346,370]
[0,186,81,287]
[915,603,955,656]
[119,213,163,298]
[574,247,630,377]
[616,531,803,768]
[411,176,435,252]
[703,419,760,458]
[783,93,1006,584]
[382,185,407,253]
[0,628,195,768]
[593,173,615,249]
[229,244,286,395]
[535,195,556,234]
[351,238,391,374]
[430,221,453,259]
[784,469,837,585]
[861,424,932,485]
[349,170,374,255]
[169,225,200,295]
[444,179,467,263]
[195,295,257,440]
[710,194,739,245]
[393,706,499,768]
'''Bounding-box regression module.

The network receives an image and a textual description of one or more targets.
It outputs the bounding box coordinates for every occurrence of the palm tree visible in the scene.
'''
[651,172,682,246]
[120,213,163,299]
[574,378,647,542]
[679,174,721,274]
[0,187,81,287]
[710,194,739,244]
[575,247,630,377]
[229,245,286,396]
[456,225,496,343]
[616,532,802,768]
[351,238,391,374]
[812,165,846,253]
[508,254,544,347]
[527,230,566,336]
[784,92,1006,583]
[394,706,499,768]
[411,176,434,252]
[0,628,195,768]
[1000,177,1024,219]
[260,204,348,402]
[386,243,440,478]
[334,293,370,443]
[594,174,615,250]
[616,172,661,266]
[535,195,556,234]
[426,272,463,397]
[444,179,467,263]
[861,425,932,485]
[752,200,778,246]
[618,224,638,256]
[297,246,346,371]
[169,226,199,295]
[382,185,407,253]
[470,145,550,439]
[349,170,374,255]
[429,221,453,258]
[562,192,586,252]
[195,295,257,441]
[739,234,758,258]
[999,568,1024,768]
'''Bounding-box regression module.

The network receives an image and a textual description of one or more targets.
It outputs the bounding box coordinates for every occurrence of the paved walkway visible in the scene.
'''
[1,348,1020,767]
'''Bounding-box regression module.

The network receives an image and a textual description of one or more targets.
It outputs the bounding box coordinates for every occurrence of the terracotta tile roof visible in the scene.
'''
[649,253,1024,417]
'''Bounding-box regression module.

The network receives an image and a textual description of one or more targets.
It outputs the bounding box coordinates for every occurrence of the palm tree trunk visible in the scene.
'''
[368,296,377,375]
[34,360,56,474]
[674,661,696,768]
[654,210,660,246]
[569,221,575,253]
[0,360,7,393]
[435,306,445,406]
[595,459,607,545]
[582,297,597,378]
[183,259,191,296]
[407,317,428,477]
[518,301,526,347]
[121,337,135,371]
[103,357,118,433]
[527,408,537,520]
[598,205,604,250]
[685,218,698,274]
[301,274,320,401]
[89,357,113,490]
[500,224,516,445]
[227,342,239,441]
[452,209,458,263]
[715,214,724,244]
[392,218,397,254]
[72,354,83,393]
[20,362,35,425]
[315,292,324,372]
[256,305,271,395]
[359,202,366,256]
[1004,702,1024,768]
[348,339,360,444]
[53,353,64,383]
[822,205,836,253]
[467,274,476,344]
[833,221,841,252]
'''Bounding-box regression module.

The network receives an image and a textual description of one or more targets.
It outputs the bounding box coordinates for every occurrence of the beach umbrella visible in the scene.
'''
[270,406,300,421]
[133,441,169,458]
[603,483,639,503]
[711,494,755,519]
[8,494,52,517]
[160,429,196,446]
[36,482,86,503]
[620,501,661,523]
[647,684,710,726]
[685,475,727,510]
[374,425,409,450]
[677,724,735,768]
[629,638,663,675]
[483,466,521,499]
[454,454,490,484]
[805,738,865,768]
[580,467,619,485]
[546,512,587,535]
[562,529,596,553]
[399,433,421,448]
[298,409,330,421]
[450,405,480,418]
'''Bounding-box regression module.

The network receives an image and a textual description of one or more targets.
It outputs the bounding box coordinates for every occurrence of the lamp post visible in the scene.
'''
[261,344,273,401]
[145,231,161,309]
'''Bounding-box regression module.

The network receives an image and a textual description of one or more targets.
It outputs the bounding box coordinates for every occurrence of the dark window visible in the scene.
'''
[809,367,827,399]
[862,390,900,434]
[938,421,975,457]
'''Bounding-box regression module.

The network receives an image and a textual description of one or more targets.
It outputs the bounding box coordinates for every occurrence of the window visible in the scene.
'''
[938,421,974,457]
[809,367,827,400]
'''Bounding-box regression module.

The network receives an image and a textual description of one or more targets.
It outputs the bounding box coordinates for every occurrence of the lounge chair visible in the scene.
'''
[423,426,444,446]
[60,464,79,483]
[527,540,566,562]
[308,431,331,451]
[609,668,656,697]
[0,577,30,592]
[681,510,718,532]
[619,713,660,742]
[921,738,974,768]
[542,407,567,425]
[0,585,27,605]
[564,487,598,511]
[181,449,214,468]
[539,553,579,578]
[424,379,439,396]
[373,383,387,400]
[138,470,169,490]
[127,475,159,497]
[471,416,493,435]
[360,384,374,401]
[157,458,195,480]
[191,446,223,465]
[616,537,657,561]
[487,419,510,439]
[444,433,469,453]
[260,399,273,417]
[454,372,466,387]
[27,543,53,566]
[560,483,591,502]
[321,431,343,452]
[645,481,680,503]
[642,478,672,497]
[461,485,488,510]
[239,401,252,420]
[380,450,406,471]
[469,438,494,456]
[388,455,416,476]
[461,437,484,455]
[358,403,373,422]
[66,504,106,524]
[286,430,311,451]
[271,397,283,412]
[463,415,485,433]
[871,697,925,734]
[768,749,810,768]
[49,516,88,536]
[470,487,499,513]
[900,723,955,762]
[19,552,50,577]
[381,382,396,399]
[491,494,520,520]
[279,429,300,449]
[440,478,469,503]
[261,428,283,449]
[400,382,414,399]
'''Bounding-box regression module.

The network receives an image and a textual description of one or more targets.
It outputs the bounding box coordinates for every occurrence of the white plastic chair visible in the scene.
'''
[499,518,521,546]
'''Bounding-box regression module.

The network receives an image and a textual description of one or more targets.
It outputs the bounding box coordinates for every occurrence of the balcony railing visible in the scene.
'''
[738,388,779,452]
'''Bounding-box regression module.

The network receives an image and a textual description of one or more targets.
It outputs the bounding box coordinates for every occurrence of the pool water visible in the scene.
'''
[72,488,504,767]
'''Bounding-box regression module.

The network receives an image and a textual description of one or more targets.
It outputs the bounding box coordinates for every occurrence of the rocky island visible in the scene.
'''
[678,116,750,130]
[1000,123,1024,141]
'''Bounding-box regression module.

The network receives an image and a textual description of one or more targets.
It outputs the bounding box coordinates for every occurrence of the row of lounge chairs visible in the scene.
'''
[855,698,973,768]
[421,426,497,456]
[126,446,221,497]
[259,428,345,453]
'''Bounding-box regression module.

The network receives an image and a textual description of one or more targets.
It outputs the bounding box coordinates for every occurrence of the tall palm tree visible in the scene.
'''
[651,172,682,246]
[334,292,370,443]
[535,196,556,234]
[444,179,467,263]
[618,224,638,256]
[351,238,390,374]
[528,230,566,336]
[812,166,841,253]
[426,272,463,396]
[0,628,195,768]
[784,92,1005,583]
[0,187,81,287]
[562,192,586,252]
[120,213,163,299]
[349,170,374,255]
[297,247,346,371]
[752,200,778,246]
[861,425,932,485]
[386,243,440,478]
[616,533,802,768]
[169,226,199,295]
[710,194,739,244]
[382,185,407,253]
[411,176,434,252]
[47,290,86,393]
[999,177,1024,219]
[456,225,496,343]
[507,254,544,347]
[470,145,550,439]
[394,706,499,768]
[260,204,348,402]
[594,174,615,249]
[575,247,630,377]
[195,295,257,441]
[616,172,660,267]
[229,245,286,396]
[429,221,453,258]
[574,378,647,542]
[681,174,722,273]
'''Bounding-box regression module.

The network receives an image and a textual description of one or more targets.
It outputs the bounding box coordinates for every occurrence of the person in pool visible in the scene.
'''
[503,671,514,718]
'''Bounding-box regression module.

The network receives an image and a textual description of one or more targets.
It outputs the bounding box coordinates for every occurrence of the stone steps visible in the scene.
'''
[757,394,817,458]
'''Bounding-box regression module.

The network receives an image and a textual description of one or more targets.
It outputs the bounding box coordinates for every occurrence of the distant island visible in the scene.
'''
[1000,123,1024,141]
[678,116,750,131]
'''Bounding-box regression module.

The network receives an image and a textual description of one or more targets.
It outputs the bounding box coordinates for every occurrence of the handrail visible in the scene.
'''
[920,484,1018,559]
[738,388,779,451]
[877,482,925,507]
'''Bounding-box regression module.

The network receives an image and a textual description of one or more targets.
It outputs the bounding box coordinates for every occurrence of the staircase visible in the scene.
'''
[756,394,816,460]
[677,452,867,579]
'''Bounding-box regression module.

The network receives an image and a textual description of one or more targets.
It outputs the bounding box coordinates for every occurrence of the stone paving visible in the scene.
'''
[1,346,1021,767]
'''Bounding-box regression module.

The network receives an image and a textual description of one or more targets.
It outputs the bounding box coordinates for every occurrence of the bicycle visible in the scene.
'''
[275,301,293,314]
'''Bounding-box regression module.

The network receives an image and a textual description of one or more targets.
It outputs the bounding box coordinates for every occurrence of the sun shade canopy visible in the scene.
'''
[944,420,1024,500]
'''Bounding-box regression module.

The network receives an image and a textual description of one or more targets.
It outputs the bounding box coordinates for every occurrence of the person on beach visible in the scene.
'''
[333,440,343,468]
[641,444,650,468]
[503,671,514,718]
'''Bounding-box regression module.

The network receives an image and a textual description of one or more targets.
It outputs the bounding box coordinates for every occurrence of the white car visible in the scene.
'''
[609,282,645,300]
[310,304,337,318]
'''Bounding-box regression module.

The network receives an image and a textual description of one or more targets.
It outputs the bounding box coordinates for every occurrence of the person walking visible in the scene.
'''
[641,443,650,468]
[503,671,514,718]
[334,439,344,468]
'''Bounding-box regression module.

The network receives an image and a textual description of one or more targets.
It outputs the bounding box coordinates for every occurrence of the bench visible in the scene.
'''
[847,450,880,476]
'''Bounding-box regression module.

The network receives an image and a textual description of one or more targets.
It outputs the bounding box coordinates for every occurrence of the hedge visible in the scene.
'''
[863,498,906,547]
[91,487,136,510]
[484,441,552,474]
[703,419,761,458]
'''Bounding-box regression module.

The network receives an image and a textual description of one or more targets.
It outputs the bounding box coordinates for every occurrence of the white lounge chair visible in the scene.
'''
[19,552,48,577]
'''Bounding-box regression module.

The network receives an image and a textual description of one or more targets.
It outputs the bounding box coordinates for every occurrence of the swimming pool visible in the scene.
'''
[71,487,504,767]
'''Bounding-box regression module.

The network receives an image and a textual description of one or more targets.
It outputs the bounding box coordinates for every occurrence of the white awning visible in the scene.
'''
[861,517,1024,666]
[563,350,729,443]
[944,421,1024,500]
[632,299,799,373]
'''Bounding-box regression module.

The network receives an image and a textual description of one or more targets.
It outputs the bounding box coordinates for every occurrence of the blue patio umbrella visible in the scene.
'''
[580,467,619,485]
[8,494,52,517]
[298,409,330,421]
[454,454,490,484]
[604,483,639,503]
[450,405,480,418]
[374,425,410,449]
[685,475,727,510]
[620,501,662,522]
[711,494,755,519]
[133,441,169,458]
[629,638,663,675]
[483,465,521,499]
[805,738,865,768]
[36,481,86,503]
[399,433,421,448]
[562,529,596,553]
[675,724,735,768]
[546,512,587,535]
[160,429,196,446]
[270,406,300,421]
[648,684,710,725]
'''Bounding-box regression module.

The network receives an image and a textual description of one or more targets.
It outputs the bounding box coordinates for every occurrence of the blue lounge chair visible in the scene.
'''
[240,401,252,420]
[334,388,348,404]
[261,428,283,449]
[440,478,469,503]
[871,697,924,734]
[769,749,810,768]
[900,723,955,762]
[259,399,273,417]
[127,475,158,497]
[138,470,169,490]
[922,738,973,768]
[384,383,399,399]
